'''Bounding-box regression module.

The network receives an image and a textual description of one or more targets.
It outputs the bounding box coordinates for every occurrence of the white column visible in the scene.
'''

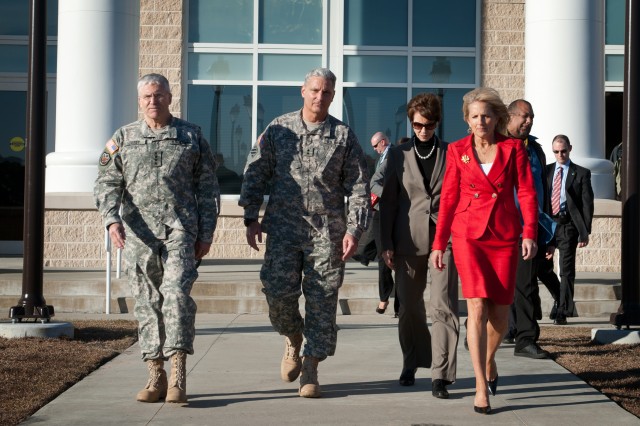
[46,0,139,193]
[525,0,614,199]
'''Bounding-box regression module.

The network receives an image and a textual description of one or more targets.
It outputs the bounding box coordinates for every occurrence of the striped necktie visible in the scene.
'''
[551,167,563,215]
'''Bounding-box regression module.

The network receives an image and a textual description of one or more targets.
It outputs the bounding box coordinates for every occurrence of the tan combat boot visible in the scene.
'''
[166,351,188,404]
[136,359,168,403]
[281,333,303,382]
[298,356,321,398]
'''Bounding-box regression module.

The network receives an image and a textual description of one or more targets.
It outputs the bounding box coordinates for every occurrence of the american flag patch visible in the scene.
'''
[105,139,119,154]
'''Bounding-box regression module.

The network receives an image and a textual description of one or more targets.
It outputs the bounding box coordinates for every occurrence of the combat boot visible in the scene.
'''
[166,351,188,404]
[136,359,167,403]
[281,333,303,382]
[299,356,321,398]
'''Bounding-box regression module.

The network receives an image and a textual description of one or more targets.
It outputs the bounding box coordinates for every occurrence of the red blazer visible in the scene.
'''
[432,133,538,250]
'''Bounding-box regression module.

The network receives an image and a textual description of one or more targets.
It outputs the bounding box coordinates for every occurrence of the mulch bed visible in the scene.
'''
[540,326,640,418]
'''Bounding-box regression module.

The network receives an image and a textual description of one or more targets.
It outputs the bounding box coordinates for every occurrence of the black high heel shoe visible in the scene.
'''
[398,368,417,386]
[487,374,499,396]
[474,405,492,414]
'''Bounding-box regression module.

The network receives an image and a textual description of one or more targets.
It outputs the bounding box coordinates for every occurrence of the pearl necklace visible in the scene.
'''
[414,141,436,160]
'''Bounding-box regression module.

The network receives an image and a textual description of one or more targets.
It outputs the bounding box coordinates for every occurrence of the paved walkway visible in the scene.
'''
[18,313,640,425]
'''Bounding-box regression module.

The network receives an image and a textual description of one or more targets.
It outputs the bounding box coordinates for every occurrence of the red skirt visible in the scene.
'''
[451,233,519,305]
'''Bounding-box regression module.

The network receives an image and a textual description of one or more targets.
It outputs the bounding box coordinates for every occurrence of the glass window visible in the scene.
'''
[0,0,58,36]
[344,55,407,83]
[187,85,253,194]
[412,56,475,84]
[259,54,321,80]
[258,86,302,130]
[259,0,322,44]
[413,0,475,48]
[344,0,407,46]
[605,0,625,45]
[188,53,253,80]
[411,88,468,143]
[342,87,407,168]
[188,0,253,43]
[605,54,624,82]
[0,45,57,74]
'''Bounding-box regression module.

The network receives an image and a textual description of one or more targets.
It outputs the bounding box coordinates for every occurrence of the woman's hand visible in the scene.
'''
[430,250,445,271]
[382,250,395,270]
[522,238,538,260]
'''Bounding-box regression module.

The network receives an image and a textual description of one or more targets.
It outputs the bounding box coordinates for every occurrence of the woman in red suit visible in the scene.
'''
[430,88,538,414]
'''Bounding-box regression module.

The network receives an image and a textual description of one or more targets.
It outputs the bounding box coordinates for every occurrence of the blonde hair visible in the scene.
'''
[462,88,508,135]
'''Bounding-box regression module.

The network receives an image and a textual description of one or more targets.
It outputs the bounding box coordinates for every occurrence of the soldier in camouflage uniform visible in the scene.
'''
[239,68,370,398]
[94,74,220,404]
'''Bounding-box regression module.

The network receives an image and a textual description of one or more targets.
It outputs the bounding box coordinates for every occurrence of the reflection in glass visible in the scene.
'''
[342,87,406,172]
[605,54,624,82]
[188,0,253,43]
[259,54,321,81]
[605,0,625,45]
[344,56,407,83]
[0,45,57,74]
[188,53,253,81]
[413,0,475,47]
[187,85,253,194]
[412,56,475,84]
[344,0,407,46]
[259,0,322,44]
[0,0,58,36]
[258,86,303,132]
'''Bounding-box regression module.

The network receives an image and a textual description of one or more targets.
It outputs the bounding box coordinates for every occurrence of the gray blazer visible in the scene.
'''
[380,136,448,256]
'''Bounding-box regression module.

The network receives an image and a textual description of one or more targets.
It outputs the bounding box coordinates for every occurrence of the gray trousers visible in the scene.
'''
[395,242,459,382]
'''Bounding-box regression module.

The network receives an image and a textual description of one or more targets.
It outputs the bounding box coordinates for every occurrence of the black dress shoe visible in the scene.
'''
[514,343,549,359]
[399,368,417,386]
[431,379,450,399]
[487,374,499,396]
[554,316,567,325]
[474,405,492,414]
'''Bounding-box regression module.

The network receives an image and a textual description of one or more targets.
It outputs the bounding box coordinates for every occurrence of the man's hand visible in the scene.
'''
[342,233,358,261]
[246,221,263,251]
[522,238,538,260]
[108,223,126,249]
[545,245,555,260]
[195,240,212,260]
[382,250,395,270]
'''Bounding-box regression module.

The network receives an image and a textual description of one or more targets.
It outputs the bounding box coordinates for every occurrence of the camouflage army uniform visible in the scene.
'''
[239,109,370,360]
[94,117,220,361]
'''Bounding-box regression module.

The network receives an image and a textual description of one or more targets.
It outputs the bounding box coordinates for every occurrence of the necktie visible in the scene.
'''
[551,167,563,215]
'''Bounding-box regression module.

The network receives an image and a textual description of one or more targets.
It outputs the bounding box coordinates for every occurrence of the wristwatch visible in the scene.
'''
[244,218,257,227]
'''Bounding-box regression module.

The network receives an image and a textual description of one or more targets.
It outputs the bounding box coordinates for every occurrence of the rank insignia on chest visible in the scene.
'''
[99,152,111,166]
[153,151,163,167]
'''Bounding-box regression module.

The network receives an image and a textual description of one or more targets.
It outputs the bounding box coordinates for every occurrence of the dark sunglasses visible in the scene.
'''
[412,121,438,131]
[553,149,568,154]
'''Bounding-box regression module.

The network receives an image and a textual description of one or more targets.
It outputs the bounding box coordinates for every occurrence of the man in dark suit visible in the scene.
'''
[507,99,561,359]
[546,134,594,325]
[369,132,398,316]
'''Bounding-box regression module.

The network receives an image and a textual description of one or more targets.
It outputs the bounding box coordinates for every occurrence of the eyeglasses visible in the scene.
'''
[553,149,568,154]
[412,121,438,131]
[372,140,382,149]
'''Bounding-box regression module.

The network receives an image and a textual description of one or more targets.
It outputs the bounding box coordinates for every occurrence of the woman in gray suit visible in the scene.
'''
[379,93,459,399]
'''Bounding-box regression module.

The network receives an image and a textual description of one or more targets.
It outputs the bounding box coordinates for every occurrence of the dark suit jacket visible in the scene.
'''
[546,161,594,242]
[380,135,447,256]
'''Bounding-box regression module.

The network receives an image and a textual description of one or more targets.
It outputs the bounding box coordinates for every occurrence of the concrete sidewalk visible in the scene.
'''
[21,313,640,426]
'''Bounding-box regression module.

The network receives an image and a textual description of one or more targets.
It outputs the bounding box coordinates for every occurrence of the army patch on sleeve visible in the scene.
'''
[99,152,111,166]
[105,139,119,154]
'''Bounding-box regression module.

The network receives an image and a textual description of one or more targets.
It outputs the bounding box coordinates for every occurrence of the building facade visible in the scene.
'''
[0,0,625,271]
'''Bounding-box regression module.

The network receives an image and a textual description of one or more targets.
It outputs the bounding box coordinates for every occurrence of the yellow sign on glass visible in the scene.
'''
[9,136,25,152]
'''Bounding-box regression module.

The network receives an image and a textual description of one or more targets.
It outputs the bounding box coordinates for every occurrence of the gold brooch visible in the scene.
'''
[461,155,470,164]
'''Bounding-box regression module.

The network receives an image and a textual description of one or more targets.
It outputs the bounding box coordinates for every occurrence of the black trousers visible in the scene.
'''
[513,240,560,350]
[372,211,398,312]
[555,221,579,318]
